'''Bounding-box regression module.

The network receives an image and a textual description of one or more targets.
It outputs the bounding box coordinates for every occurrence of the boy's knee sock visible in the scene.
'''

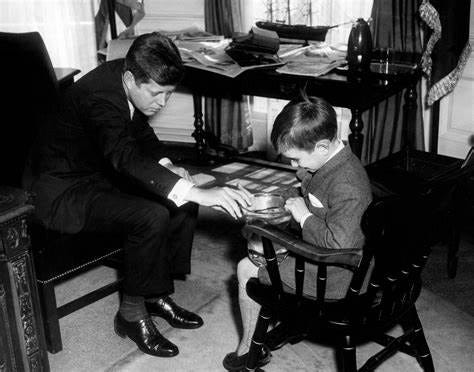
[236,281,261,356]
[119,294,147,322]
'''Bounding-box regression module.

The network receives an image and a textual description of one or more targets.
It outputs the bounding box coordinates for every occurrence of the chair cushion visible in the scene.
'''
[31,223,123,282]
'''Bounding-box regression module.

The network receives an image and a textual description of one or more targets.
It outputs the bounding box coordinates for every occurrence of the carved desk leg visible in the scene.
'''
[349,108,364,159]
[192,92,207,162]
[402,83,418,171]
[403,83,418,151]
[0,202,50,372]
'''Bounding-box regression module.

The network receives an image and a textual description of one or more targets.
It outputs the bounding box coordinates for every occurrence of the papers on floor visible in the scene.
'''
[211,162,250,174]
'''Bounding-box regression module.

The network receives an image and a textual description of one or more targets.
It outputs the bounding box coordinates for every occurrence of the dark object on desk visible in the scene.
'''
[0,31,123,354]
[369,61,417,76]
[347,18,373,74]
[255,21,333,42]
[226,26,280,67]
[0,187,50,371]
[243,195,435,371]
[366,146,474,278]
[369,48,419,76]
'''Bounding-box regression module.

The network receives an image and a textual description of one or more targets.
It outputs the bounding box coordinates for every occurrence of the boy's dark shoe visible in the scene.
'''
[222,345,271,371]
[265,322,306,351]
[114,312,178,357]
[146,296,203,329]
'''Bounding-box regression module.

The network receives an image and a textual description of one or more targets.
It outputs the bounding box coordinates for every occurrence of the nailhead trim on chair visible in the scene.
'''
[36,248,122,284]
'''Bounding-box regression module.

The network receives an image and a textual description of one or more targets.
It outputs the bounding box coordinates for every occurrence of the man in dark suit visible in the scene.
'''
[27,32,251,358]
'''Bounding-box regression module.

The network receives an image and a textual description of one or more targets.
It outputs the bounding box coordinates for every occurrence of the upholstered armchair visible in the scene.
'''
[0,31,123,353]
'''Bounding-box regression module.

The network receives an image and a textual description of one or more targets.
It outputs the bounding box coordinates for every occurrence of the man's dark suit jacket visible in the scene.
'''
[27,59,181,233]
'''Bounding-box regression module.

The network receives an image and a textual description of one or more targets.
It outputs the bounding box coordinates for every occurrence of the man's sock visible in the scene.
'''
[144,295,165,304]
[119,294,147,322]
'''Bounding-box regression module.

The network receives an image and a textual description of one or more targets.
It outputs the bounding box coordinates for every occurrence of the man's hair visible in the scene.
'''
[124,32,184,86]
[271,96,338,153]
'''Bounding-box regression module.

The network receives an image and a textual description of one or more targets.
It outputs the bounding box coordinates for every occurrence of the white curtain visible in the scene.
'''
[0,0,98,76]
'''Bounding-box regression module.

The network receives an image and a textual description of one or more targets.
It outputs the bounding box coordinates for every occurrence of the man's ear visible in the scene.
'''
[123,70,136,90]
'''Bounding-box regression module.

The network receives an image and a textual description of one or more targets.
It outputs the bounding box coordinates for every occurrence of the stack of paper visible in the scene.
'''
[277,42,347,77]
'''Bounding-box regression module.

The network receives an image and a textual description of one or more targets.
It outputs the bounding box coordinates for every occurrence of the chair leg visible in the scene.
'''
[338,335,357,372]
[245,307,272,371]
[404,307,435,372]
[37,281,63,353]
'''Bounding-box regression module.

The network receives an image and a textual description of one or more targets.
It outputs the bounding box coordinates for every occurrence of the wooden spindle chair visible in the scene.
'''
[242,195,435,372]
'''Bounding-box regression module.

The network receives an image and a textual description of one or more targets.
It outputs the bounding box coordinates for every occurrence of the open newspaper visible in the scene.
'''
[276,42,347,77]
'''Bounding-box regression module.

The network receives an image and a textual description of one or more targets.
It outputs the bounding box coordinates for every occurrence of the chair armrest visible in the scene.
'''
[243,221,361,268]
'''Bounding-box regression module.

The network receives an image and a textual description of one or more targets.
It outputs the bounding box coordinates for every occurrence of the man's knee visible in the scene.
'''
[237,257,258,287]
[131,202,170,235]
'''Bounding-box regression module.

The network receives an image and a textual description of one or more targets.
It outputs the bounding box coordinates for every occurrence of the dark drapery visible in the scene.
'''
[362,0,425,164]
[204,0,253,151]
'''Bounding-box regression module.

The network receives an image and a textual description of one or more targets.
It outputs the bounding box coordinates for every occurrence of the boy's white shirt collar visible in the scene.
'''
[324,139,344,164]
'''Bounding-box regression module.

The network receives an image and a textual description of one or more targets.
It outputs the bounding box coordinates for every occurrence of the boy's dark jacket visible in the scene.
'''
[25,59,180,233]
[258,145,373,299]
[298,145,372,249]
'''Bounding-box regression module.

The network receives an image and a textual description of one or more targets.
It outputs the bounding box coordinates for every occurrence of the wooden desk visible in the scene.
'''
[183,64,421,160]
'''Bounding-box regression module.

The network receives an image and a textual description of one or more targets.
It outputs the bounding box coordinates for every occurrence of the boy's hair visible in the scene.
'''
[124,32,184,86]
[271,96,338,153]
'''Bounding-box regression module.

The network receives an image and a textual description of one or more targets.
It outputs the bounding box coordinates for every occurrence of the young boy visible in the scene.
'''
[223,96,373,371]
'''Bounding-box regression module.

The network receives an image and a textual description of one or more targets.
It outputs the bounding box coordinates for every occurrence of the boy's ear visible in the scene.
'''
[315,139,331,154]
[123,70,136,89]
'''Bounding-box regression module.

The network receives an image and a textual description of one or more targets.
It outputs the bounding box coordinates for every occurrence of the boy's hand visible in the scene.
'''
[285,197,309,224]
[185,186,252,219]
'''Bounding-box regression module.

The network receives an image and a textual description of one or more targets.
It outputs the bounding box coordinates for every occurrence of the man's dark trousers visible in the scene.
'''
[83,190,198,296]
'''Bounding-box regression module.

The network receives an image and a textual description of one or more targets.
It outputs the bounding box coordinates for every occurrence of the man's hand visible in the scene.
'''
[185,186,252,219]
[285,197,309,224]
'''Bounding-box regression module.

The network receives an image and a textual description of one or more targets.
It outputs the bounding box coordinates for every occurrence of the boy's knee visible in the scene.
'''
[237,257,258,286]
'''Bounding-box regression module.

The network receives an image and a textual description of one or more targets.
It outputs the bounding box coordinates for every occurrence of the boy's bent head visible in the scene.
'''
[271,96,339,172]
[124,32,184,86]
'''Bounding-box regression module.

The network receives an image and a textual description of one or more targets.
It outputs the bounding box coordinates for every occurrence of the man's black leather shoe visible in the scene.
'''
[146,296,204,329]
[114,312,179,357]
